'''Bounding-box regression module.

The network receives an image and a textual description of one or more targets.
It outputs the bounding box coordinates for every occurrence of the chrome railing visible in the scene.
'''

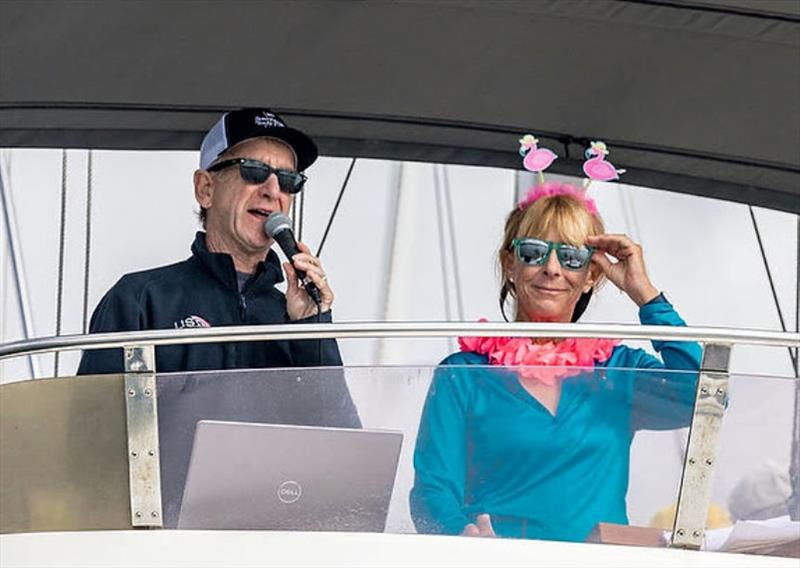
[1,322,797,361]
[1,323,798,550]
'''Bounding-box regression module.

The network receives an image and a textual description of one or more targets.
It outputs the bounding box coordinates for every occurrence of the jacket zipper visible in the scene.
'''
[238,294,247,321]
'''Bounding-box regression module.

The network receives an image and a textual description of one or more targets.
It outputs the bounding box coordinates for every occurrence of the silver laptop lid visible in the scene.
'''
[178,420,403,532]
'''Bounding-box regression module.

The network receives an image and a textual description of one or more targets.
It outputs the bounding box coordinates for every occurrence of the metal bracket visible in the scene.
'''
[124,345,163,528]
[671,343,731,549]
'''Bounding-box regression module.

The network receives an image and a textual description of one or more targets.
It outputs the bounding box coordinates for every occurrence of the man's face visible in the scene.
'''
[196,137,297,261]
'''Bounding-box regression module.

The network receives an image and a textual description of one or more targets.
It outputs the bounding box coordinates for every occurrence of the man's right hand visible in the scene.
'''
[461,513,496,537]
[284,241,334,319]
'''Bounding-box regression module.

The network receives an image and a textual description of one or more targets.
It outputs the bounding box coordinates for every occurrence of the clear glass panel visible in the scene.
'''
[155,364,699,545]
[8,365,794,555]
[702,373,799,555]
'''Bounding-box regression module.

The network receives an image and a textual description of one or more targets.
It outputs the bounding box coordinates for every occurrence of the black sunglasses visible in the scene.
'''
[207,158,307,194]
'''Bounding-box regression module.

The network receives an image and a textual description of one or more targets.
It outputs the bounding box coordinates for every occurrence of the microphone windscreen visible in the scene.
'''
[264,212,292,237]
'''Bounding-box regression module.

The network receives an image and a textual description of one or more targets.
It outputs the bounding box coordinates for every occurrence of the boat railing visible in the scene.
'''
[1,322,797,358]
[1,323,798,553]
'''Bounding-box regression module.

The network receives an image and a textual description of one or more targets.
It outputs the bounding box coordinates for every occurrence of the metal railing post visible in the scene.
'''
[123,344,162,528]
[670,343,731,549]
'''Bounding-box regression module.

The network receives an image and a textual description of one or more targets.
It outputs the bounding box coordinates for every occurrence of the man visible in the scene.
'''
[79,109,361,526]
[78,108,348,375]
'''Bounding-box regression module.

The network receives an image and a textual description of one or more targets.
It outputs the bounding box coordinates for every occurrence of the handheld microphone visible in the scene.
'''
[264,212,322,304]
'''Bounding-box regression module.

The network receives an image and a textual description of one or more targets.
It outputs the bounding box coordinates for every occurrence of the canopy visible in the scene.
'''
[1,0,798,212]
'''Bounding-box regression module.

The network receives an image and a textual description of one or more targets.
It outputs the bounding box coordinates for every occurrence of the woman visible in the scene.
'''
[409,182,702,542]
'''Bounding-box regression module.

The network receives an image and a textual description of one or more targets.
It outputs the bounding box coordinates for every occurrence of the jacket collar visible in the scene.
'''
[191,232,284,292]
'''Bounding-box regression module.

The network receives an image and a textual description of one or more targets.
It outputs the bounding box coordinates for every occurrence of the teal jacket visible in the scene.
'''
[410,298,702,542]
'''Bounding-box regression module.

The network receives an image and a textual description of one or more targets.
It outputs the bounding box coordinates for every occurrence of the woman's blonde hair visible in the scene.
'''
[498,183,606,321]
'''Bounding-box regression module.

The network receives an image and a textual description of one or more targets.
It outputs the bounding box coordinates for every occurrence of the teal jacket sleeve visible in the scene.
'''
[634,296,702,371]
[625,295,703,430]
[409,353,477,535]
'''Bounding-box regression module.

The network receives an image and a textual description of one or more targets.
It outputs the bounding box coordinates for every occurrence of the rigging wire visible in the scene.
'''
[441,165,465,320]
[290,197,298,236]
[792,214,800,521]
[376,162,405,364]
[0,152,40,378]
[621,185,643,243]
[298,180,306,243]
[54,150,68,377]
[748,205,798,377]
[0,156,4,370]
[316,158,356,258]
[432,165,453,324]
[82,150,93,334]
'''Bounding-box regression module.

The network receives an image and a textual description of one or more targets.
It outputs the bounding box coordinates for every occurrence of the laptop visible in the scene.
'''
[177,420,403,532]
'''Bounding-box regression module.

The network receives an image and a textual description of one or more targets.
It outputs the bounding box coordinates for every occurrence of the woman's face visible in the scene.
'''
[507,229,596,323]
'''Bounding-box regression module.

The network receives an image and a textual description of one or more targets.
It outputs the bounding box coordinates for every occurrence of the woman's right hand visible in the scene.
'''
[461,513,496,537]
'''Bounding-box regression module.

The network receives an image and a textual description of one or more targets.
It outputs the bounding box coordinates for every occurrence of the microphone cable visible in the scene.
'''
[313,293,322,366]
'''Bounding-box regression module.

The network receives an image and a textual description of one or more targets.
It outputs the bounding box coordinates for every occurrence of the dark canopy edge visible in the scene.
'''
[1,104,798,214]
[320,139,799,214]
[626,0,800,22]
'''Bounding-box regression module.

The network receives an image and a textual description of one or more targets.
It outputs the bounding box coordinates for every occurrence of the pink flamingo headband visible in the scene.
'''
[518,182,599,215]
[517,134,626,213]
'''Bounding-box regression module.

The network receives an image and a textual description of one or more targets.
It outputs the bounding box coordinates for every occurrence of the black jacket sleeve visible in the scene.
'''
[288,310,344,367]
[77,277,143,375]
[287,310,359,428]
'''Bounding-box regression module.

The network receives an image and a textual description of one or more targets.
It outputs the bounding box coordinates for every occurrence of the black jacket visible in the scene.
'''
[77,233,362,527]
[78,232,344,374]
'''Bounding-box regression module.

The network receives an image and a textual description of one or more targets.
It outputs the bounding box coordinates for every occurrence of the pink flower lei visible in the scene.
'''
[458,319,619,385]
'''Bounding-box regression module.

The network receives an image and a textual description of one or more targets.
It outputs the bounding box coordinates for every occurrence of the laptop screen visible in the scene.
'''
[178,420,403,532]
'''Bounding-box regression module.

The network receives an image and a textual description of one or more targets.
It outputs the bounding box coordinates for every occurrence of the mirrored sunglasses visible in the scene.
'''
[512,238,594,271]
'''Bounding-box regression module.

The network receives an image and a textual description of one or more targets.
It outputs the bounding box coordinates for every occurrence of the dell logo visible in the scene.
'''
[277,480,302,504]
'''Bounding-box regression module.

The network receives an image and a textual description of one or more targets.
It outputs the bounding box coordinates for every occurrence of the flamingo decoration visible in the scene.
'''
[582,141,626,183]
[519,134,557,183]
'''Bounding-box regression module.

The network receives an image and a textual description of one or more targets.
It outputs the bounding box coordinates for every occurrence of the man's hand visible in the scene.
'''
[461,514,496,537]
[283,241,334,319]
[586,234,660,307]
